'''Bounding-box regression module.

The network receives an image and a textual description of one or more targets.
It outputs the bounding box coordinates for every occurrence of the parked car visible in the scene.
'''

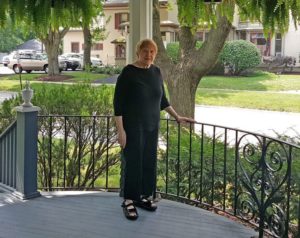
[58,55,80,71]
[90,57,104,67]
[6,50,64,74]
[60,53,103,69]
[2,55,10,66]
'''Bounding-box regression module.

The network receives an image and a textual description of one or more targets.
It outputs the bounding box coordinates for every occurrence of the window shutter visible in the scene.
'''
[115,13,121,29]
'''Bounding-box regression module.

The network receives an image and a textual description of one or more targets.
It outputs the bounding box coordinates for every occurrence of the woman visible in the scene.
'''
[113,39,194,220]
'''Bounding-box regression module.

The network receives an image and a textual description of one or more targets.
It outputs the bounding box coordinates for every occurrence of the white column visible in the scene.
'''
[127,0,153,64]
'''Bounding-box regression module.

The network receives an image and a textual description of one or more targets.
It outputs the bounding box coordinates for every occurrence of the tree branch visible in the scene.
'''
[152,0,172,74]
[194,15,232,76]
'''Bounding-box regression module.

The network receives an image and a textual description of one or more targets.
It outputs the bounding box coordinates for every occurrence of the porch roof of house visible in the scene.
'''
[0,191,258,238]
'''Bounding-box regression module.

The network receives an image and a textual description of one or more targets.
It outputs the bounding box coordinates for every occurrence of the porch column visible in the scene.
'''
[14,105,41,199]
[127,0,153,64]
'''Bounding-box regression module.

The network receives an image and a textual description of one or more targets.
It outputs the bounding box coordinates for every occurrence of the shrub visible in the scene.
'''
[0,83,115,133]
[0,83,119,189]
[219,40,262,75]
[92,65,123,75]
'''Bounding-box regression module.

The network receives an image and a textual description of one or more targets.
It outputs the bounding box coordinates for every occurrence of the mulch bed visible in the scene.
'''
[37,75,73,82]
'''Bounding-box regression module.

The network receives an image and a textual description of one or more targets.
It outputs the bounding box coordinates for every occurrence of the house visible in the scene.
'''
[62,0,179,66]
[233,12,300,66]
[63,1,300,66]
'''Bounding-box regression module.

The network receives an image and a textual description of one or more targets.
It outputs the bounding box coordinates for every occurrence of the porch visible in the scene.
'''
[0,191,257,238]
[1,108,300,237]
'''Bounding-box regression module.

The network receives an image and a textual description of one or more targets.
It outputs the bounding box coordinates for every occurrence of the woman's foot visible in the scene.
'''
[135,196,157,211]
[121,199,139,220]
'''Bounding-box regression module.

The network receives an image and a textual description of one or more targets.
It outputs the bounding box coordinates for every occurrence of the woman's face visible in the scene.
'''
[137,44,157,66]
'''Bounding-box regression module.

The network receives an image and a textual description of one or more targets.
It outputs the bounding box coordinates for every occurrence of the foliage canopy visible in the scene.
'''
[0,0,102,35]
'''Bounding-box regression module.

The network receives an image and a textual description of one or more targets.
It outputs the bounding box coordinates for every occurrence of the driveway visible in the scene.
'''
[0,65,14,75]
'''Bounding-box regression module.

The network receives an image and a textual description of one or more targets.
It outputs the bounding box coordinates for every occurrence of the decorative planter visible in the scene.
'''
[22,82,33,107]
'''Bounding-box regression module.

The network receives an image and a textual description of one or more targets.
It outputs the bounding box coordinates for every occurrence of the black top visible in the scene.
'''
[113,64,170,130]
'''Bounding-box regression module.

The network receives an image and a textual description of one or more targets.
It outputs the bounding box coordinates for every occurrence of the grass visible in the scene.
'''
[196,89,300,112]
[200,71,300,91]
[0,71,107,84]
[1,70,300,112]
[196,71,300,112]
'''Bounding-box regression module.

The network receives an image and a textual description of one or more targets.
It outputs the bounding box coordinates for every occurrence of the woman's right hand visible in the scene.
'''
[117,129,126,149]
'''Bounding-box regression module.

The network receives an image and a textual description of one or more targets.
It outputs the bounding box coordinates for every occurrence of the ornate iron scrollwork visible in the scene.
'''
[237,133,290,237]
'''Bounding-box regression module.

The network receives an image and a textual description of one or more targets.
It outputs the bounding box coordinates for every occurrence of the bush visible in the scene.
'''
[219,40,262,75]
[0,84,119,189]
[92,65,123,75]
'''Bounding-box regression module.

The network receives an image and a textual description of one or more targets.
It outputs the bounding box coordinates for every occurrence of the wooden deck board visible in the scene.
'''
[0,191,258,238]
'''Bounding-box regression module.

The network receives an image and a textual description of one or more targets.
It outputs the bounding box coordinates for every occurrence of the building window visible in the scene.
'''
[195,32,204,41]
[81,43,103,51]
[250,33,270,56]
[115,12,129,29]
[205,32,209,40]
[170,32,176,42]
[239,31,246,40]
[115,44,126,59]
[92,43,103,51]
[275,33,282,56]
[161,32,166,41]
[71,42,80,53]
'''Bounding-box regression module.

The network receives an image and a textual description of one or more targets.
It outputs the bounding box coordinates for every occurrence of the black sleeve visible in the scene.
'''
[113,68,127,116]
[157,67,170,110]
[160,83,170,110]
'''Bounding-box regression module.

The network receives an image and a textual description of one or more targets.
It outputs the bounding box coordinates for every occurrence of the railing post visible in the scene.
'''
[13,83,41,199]
[14,106,41,199]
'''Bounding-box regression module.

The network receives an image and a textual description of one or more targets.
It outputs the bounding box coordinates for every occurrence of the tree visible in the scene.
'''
[0,18,35,53]
[0,0,103,76]
[82,15,109,70]
[152,0,300,119]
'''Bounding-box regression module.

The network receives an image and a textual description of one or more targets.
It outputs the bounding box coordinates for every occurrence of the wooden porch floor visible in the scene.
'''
[0,191,258,238]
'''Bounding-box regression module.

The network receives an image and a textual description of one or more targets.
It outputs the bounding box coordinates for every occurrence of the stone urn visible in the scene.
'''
[22,81,33,107]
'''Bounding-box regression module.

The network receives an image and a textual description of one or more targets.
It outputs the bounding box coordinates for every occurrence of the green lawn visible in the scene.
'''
[1,70,300,112]
[200,71,300,91]
[197,71,300,112]
[196,89,300,112]
[0,71,107,84]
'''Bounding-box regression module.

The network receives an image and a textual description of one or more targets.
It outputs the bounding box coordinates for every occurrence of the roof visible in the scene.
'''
[111,36,126,44]
[15,39,43,52]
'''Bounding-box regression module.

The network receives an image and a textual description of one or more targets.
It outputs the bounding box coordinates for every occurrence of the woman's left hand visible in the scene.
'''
[176,116,197,124]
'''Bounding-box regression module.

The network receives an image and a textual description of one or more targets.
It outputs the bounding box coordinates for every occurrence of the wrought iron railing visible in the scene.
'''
[37,115,300,238]
[0,120,17,190]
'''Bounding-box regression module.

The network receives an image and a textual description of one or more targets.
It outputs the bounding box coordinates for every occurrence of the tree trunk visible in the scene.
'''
[40,28,69,76]
[152,0,232,118]
[83,26,92,70]
[168,68,198,118]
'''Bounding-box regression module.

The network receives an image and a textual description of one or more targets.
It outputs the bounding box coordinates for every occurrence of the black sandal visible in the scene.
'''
[135,197,157,211]
[121,200,139,220]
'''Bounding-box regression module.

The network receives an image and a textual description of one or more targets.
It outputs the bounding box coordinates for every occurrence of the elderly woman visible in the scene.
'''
[113,38,194,220]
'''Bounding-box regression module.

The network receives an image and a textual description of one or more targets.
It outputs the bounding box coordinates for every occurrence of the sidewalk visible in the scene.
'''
[195,105,300,139]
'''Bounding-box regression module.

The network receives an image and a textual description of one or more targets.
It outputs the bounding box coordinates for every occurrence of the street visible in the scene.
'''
[195,105,300,140]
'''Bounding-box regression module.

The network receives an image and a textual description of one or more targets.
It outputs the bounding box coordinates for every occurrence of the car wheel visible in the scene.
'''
[13,65,22,74]
[44,65,49,74]
[26,70,32,73]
